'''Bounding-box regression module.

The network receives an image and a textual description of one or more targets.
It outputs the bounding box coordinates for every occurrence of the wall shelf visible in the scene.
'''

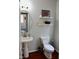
[38,23,53,26]
[39,16,54,19]
[37,20,53,26]
[37,16,54,26]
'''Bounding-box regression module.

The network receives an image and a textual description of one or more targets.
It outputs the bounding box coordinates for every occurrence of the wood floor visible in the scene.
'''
[23,50,58,59]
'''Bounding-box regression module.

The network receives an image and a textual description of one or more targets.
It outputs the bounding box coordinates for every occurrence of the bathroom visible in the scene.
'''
[1,0,79,59]
[19,0,59,59]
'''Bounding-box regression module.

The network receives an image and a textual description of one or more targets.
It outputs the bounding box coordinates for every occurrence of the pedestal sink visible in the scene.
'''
[21,37,33,42]
[21,36,33,58]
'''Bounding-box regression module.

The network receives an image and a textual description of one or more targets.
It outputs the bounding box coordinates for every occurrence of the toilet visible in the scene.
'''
[40,36,54,59]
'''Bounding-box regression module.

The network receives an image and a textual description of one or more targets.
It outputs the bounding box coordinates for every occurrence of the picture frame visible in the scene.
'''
[41,10,50,17]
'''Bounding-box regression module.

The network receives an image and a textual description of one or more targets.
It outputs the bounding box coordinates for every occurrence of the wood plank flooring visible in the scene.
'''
[23,50,58,59]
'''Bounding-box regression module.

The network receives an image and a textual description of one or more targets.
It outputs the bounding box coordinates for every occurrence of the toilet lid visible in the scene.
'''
[44,44,54,52]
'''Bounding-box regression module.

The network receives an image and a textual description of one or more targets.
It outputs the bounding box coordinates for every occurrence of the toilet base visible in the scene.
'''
[44,50,53,59]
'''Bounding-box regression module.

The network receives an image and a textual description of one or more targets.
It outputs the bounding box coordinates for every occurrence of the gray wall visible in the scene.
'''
[27,0,57,52]
[53,0,59,52]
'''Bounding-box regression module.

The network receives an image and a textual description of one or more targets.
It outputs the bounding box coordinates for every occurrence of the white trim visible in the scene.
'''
[29,50,38,53]
[28,49,59,53]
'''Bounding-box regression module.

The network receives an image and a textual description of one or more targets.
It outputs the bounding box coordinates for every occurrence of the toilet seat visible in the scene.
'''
[44,44,54,52]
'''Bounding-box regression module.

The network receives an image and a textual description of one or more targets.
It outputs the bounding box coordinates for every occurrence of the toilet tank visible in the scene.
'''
[40,36,50,44]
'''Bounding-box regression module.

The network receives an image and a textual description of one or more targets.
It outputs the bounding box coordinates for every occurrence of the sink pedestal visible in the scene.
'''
[24,43,29,58]
[21,37,33,58]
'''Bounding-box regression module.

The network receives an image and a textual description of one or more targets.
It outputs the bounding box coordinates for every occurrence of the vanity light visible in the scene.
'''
[26,6,28,9]
[22,6,24,8]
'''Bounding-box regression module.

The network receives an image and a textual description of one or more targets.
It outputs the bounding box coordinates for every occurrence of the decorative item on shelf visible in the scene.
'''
[44,21,51,24]
[37,20,53,26]
[41,10,50,17]
[39,9,54,19]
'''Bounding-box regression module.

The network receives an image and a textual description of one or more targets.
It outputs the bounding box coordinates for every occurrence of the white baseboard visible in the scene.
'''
[29,49,38,53]
[29,49,59,53]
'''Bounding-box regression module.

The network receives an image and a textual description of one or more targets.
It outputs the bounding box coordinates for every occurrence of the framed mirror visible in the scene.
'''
[20,12,29,33]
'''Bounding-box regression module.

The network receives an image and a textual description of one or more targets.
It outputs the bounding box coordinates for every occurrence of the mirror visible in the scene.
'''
[20,11,30,37]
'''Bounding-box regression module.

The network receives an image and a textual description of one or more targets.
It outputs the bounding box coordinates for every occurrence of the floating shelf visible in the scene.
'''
[38,23,53,26]
[37,17,54,26]
[39,16,54,19]
[37,21,53,26]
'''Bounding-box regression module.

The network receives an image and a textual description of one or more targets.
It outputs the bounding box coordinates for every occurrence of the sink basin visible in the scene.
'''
[21,36,33,42]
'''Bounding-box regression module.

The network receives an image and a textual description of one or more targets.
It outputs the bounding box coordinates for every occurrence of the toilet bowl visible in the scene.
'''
[44,44,54,52]
[40,36,54,59]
